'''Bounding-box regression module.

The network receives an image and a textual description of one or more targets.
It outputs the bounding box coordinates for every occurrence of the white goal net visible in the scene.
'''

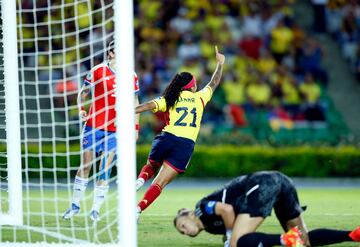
[0,0,136,245]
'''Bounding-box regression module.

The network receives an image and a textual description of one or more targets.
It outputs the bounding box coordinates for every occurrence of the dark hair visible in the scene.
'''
[107,40,115,56]
[173,208,191,228]
[162,72,193,109]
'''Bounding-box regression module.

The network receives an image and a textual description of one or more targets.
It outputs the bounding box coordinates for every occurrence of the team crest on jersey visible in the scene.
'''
[86,72,92,81]
[82,138,88,145]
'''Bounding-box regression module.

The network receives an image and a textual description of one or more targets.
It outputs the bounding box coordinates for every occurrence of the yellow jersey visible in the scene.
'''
[152,86,213,142]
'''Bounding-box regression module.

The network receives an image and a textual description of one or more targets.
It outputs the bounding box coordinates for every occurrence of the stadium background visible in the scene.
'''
[4,0,360,179]
[0,1,359,246]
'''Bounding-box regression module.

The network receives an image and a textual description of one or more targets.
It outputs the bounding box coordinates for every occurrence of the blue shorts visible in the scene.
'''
[81,126,116,154]
[148,132,195,173]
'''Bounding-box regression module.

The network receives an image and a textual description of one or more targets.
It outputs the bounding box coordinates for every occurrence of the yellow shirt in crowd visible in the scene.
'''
[300,83,321,104]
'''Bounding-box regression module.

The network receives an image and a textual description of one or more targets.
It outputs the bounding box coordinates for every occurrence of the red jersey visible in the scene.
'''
[84,62,139,132]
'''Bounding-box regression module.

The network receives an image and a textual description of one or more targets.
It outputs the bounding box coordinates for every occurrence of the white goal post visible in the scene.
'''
[0,0,23,227]
[0,0,137,246]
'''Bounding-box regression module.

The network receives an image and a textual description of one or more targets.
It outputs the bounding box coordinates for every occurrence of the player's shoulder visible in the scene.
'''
[196,86,212,95]
[91,62,108,73]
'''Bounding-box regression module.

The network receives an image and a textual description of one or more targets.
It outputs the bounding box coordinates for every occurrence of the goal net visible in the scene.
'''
[0,0,136,245]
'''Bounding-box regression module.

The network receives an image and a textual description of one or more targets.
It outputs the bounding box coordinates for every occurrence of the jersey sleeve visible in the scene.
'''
[197,86,213,106]
[197,200,217,216]
[151,96,167,113]
[134,72,140,93]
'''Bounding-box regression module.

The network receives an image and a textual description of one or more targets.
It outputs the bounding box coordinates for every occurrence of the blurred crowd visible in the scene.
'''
[133,0,330,138]
[19,0,338,141]
[324,0,360,81]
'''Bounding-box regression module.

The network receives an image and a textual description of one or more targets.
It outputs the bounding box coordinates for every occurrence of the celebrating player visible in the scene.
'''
[134,46,225,219]
[63,40,140,221]
[174,171,360,247]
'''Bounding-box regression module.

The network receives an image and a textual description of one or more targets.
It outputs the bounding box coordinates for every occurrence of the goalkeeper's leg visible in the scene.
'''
[63,150,94,220]
[90,152,115,222]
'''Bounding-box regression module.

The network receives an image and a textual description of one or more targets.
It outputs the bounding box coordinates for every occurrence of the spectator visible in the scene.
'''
[169,8,193,35]
[298,38,328,86]
[270,19,294,64]
[222,72,246,106]
[178,35,201,61]
[246,76,272,109]
[312,0,328,33]
[299,73,325,122]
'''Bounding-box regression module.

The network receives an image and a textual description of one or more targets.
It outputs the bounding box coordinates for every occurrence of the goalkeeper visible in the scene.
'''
[63,41,140,221]
[134,46,225,220]
[174,171,360,247]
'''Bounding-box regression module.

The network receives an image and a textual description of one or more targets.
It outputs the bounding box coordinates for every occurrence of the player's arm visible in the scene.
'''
[135,100,157,114]
[77,84,91,122]
[135,94,140,140]
[215,202,235,247]
[205,46,225,92]
[214,202,235,230]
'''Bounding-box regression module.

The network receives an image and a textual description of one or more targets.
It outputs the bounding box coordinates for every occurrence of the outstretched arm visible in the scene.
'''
[135,100,157,114]
[206,46,225,92]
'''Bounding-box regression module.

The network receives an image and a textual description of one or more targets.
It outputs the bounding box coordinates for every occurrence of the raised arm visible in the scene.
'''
[135,100,157,114]
[206,46,225,92]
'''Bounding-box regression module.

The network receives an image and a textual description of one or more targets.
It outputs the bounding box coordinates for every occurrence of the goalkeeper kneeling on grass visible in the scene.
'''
[174,171,360,247]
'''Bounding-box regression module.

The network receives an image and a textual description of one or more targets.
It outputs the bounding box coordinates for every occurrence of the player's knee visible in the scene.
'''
[148,160,161,168]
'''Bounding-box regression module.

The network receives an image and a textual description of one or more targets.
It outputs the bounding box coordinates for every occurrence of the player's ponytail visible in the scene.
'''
[162,72,193,110]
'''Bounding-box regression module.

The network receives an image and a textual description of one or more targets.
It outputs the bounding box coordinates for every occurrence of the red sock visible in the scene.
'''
[138,183,162,211]
[138,164,157,182]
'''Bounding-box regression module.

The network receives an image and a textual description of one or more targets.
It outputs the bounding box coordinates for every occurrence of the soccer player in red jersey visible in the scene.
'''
[63,41,140,221]
[134,46,225,220]
[174,171,360,247]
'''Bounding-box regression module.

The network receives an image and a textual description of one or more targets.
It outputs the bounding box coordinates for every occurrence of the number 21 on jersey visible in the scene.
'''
[174,107,197,127]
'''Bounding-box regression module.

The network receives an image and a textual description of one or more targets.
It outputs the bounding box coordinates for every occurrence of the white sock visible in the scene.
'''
[72,176,88,207]
[136,178,145,191]
[91,185,109,213]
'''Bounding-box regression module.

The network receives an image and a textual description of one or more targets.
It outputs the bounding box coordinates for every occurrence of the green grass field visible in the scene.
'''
[0,188,359,246]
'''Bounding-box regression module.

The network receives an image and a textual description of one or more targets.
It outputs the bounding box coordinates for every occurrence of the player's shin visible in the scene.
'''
[137,183,162,212]
[136,162,160,191]
[308,229,354,245]
[91,153,113,220]
[237,233,282,247]
[72,175,89,207]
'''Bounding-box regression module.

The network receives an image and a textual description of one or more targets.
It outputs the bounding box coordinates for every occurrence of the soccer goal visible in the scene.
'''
[0,0,137,246]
